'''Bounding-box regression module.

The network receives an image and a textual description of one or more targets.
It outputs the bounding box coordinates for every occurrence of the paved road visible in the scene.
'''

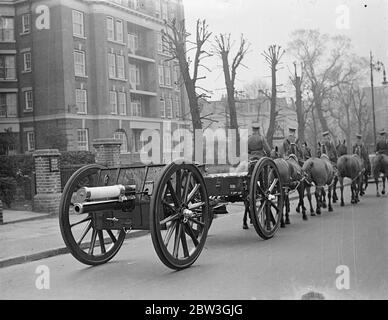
[1,185,388,299]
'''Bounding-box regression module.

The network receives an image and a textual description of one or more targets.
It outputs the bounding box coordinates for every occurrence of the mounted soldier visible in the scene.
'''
[282,127,297,157]
[248,123,271,159]
[322,131,338,165]
[353,133,371,171]
[376,129,388,155]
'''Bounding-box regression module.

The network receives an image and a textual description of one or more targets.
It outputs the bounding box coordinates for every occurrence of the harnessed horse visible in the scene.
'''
[302,144,335,215]
[336,145,364,206]
[371,152,388,197]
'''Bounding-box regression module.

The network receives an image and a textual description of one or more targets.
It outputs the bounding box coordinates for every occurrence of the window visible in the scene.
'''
[108,53,116,78]
[129,64,140,86]
[160,95,166,118]
[74,51,86,76]
[173,67,179,88]
[24,90,33,111]
[117,55,125,79]
[110,91,118,114]
[127,33,139,52]
[116,20,123,42]
[158,65,164,85]
[72,10,84,37]
[0,93,17,117]
[164,65,171,86]
[118,92,127,115]
[166,95,172,118]
[107,17,114,40]
[0,55,16,79]
[113,131,128,153]
[77,129,89,151]
[0,17,14,41]
[22,14,30,34]
[27,132,35,151]
[130,95,142,116]
[23,52,31,72]
[76,89,87,114]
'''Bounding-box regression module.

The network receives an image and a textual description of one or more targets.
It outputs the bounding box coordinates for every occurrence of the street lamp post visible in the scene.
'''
[370,51,387,148]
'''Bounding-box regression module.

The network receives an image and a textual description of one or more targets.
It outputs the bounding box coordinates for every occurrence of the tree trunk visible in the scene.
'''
[266,64,277,147]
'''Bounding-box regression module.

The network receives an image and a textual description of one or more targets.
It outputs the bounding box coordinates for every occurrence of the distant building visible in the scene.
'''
[0,0,190,162]
[364,85,388,133]
[201,94,298,147]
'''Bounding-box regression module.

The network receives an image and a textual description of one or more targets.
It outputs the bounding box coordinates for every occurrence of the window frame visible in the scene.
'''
[23,52,32,72]
[72,10,85,37]
[76,89,87,114]
[110,90,118,114]
[0,17,15,42]
[0,55,16,80]
[77,129,89,151]
[74,50,86,77]
[116,55,125,79]
[27,131,35,151]
[115,19,124,42]
[118,91,127,115]
[22,14,30,34]
[108,53,116,78]
[24,90,33,111]
[106,16,115,41]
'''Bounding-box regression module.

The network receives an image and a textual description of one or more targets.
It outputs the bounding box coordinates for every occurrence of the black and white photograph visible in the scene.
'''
[0,0,388,303]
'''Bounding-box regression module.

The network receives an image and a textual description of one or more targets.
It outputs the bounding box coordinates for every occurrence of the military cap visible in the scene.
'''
[356,133,362,139]
[252,123,260,129]
[379,129,386,135]
[322,131,330,137]
[288,127,296,132]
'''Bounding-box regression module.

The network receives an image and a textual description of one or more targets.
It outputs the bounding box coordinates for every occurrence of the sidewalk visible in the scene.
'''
[0,209,149,268]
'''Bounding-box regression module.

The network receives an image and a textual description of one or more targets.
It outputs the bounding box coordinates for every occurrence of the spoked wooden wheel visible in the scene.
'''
[59,164,126,266]
[150,161,210,270]
[249,158,283,239]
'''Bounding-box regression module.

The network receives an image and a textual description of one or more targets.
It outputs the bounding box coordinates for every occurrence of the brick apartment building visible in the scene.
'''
[0,0,190,162]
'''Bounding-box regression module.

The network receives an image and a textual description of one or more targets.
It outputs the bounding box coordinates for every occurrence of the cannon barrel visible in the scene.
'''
[73,184,137,214]
[74,184,136,203]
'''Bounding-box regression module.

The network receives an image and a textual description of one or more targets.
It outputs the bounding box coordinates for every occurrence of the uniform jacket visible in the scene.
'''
[248,134,271,158]
[323,140,338,163]
[376,138,388,155]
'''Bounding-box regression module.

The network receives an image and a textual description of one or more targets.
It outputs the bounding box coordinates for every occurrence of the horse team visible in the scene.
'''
[242,141,388,230]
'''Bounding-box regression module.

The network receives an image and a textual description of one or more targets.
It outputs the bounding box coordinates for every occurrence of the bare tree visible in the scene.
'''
[262,45,285,147]
[288,30,360,134]
[214,33,250,131]
[162,19,212,130]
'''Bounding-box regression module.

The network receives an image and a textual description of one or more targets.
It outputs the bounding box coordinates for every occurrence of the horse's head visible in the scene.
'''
[270,146,280,159]
[336,140,347,156]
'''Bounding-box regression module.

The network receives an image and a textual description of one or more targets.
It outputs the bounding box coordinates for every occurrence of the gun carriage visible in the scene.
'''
[59,157,284,270]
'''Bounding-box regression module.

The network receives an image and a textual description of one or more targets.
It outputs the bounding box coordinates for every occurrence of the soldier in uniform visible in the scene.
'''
[322,131,338,165]
[376,129,388,155]
[353,133,371,174]
[282,127,297,157]
[248,123,271,159]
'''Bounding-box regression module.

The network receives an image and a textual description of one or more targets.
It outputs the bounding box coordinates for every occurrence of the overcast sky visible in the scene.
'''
[182,0,388,99]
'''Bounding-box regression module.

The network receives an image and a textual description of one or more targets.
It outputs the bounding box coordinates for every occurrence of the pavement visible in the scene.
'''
[0,209,148,268]
[0,179,366,269]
